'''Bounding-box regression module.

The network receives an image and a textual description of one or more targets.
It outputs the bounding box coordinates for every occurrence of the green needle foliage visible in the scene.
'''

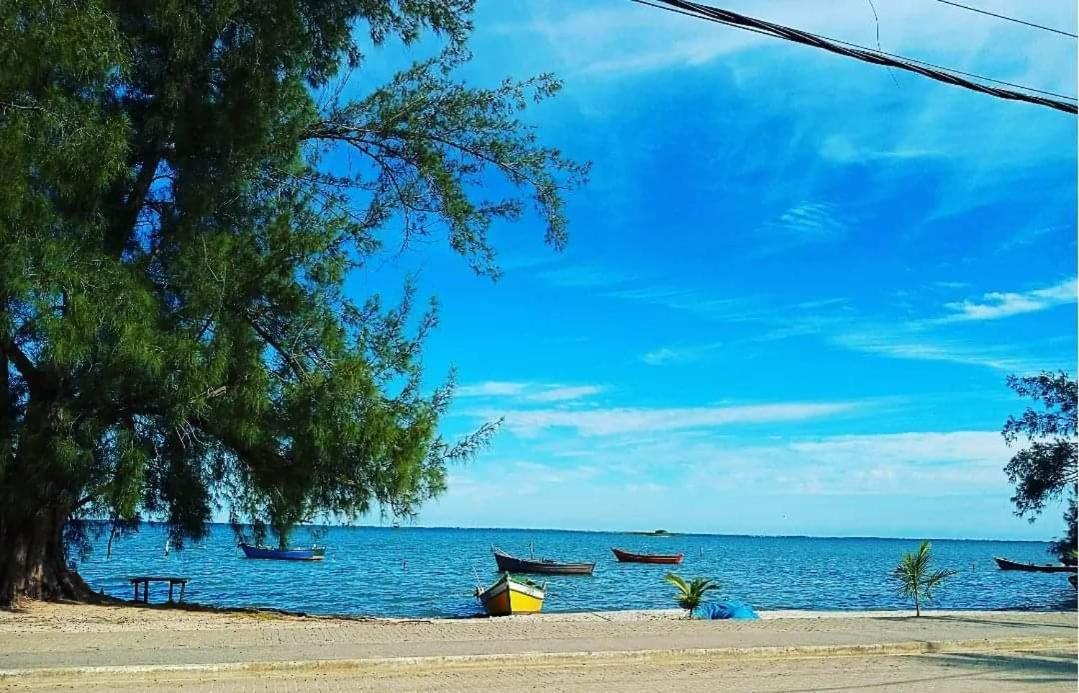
[1001,371,1078,563]
[0,1,586,603]
[665,572,720,619]
[892,541,957,617]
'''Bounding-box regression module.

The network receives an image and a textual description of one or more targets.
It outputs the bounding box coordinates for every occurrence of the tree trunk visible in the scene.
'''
[0,503,94,606]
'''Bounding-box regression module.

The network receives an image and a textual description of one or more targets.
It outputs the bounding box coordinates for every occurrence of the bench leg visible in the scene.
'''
[179,582,186,603]
[133,583,137,601]
[169,582,174,603]
[143,582,149,603]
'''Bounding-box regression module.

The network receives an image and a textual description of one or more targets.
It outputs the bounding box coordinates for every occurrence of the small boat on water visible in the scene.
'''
[239,543,325,561]
[492,547,595,575]
[476,573,546,616]
[611,547,684,564]
[993,556,1076,573]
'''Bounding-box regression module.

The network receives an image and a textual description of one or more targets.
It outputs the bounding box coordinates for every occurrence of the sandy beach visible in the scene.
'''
[1,601,1075,691]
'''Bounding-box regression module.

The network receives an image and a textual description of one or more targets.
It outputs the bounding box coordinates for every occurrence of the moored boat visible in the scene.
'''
[492,547,595,575]
[611,547,684,564]
[993,556,1075,573]
[476,573,545,616]
[239,543,325,561]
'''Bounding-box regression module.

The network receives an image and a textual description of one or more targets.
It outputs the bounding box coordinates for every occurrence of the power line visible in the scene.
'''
[630,0,1077,114]
[934,0,1077,39]
[635,0,1078,105]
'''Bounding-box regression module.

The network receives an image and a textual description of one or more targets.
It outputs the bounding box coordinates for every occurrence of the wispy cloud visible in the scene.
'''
[640,341,723,366]
[996,225,1067,253]
[832,330,1033,371]
[525,385,605,402]
[773,202,847,238]
[663,430,1012,497]
[456,381,604,403]
[455,381,528,397]
[536,264,632,289]
[607,285,761,321]
[938,278,1077,323]
[480,401,861,437]
[820,135,938,164]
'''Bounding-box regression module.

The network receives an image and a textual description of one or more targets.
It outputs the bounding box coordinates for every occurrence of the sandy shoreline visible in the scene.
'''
[2,599,1072,633]
[1,602,1075,691]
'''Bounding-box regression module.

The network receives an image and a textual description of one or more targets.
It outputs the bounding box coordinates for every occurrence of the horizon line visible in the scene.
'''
[105,519,1053,545]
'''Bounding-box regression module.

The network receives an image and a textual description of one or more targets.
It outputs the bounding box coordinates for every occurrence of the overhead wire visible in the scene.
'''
[934,0,1077,39]
[629,0,1077,114]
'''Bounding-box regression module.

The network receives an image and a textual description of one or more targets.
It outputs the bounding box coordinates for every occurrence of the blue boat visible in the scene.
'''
[238,543,326,561]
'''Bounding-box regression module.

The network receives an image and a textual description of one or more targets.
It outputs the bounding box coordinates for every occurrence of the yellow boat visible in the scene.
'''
[476,573,545,616]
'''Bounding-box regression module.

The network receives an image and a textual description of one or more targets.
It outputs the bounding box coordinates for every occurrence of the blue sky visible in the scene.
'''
[342,0,1077,539]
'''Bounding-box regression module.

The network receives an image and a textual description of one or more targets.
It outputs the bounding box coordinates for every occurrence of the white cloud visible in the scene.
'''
[677,429,1013,496]
[789,431,1005,467]
[640,341,723,366]
[939,278,1077,322]
[481,401,860,437]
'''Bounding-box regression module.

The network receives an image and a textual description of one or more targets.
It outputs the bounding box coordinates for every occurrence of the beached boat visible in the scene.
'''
[993,556,1075,573]
[611,547,684,564]
[239,543,325,561]
[492,547,595,575]
[475,573,546,616]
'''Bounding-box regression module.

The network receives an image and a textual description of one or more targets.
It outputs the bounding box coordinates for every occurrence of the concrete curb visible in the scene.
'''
[1,635,1074,680]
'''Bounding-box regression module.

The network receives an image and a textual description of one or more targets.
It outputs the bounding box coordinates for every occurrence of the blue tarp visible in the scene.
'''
[696,600,760,620]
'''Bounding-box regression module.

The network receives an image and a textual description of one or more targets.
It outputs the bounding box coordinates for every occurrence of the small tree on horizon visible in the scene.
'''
[665,573,720,619]
[892,541,957,617]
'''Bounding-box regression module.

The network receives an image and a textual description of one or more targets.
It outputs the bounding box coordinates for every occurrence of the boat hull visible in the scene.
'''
[493,549,595,575]
[239,543,325,561]
[611,548,684,564]
[993,556,1075,573]
[477,574,545,616]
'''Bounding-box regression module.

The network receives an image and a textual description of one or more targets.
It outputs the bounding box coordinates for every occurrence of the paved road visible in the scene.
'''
[5,648,1076,692]
[1,608,1074,691]
[1,611,1075,670]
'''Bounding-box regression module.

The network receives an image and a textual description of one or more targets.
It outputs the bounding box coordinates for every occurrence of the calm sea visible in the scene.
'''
[70,524,1077,617]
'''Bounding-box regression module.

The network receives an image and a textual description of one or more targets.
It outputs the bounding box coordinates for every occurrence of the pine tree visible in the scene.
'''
[0,0,586,604]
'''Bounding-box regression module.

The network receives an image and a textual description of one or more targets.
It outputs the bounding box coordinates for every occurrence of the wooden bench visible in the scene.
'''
[129,576,189,604]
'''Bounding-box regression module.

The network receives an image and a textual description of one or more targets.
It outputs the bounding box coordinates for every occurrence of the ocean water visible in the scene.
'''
[70,524,1077,617]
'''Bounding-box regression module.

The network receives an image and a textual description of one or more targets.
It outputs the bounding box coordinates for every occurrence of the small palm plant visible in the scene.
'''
[892,541,957,616]
[665,573,720,619]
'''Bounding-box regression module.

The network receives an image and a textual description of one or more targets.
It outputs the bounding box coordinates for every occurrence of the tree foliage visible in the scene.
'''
[1002,371,1078,562]
[0,0,586,602]
[891,541,956,617]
